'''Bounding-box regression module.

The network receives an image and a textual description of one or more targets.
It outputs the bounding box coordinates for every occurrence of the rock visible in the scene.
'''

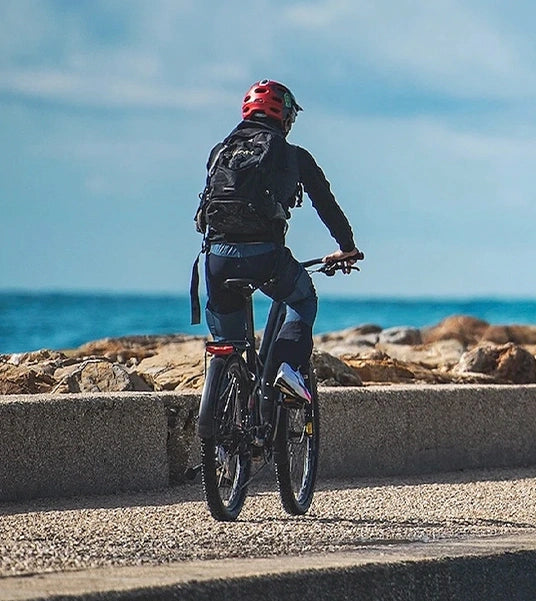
[454,342,536,384]
[482,324,536,346]
[0,350,70,394]
[377,339,465,370]
[422,315,489,346]
[315,324,382,343]
[2,349,73,374]
[341,351,452,384]
[378,327,422,346]
[314,338,378,358]
[136,340,206,391]
[52,359,151,393]
[0,363,56,394]
[72,334,205,363]
[310,350,363,386]
[314,325,381,356]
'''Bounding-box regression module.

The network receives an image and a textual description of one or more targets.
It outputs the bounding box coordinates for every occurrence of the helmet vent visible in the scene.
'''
[242,80,300,126]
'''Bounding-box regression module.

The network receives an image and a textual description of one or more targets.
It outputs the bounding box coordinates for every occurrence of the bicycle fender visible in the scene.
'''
[197,356,226,439]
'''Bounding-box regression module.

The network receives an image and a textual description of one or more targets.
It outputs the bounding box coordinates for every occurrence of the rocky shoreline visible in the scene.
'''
[2,315,536,395]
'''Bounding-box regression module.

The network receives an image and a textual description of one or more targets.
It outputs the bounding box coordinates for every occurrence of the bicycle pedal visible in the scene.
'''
[281,395,305,408]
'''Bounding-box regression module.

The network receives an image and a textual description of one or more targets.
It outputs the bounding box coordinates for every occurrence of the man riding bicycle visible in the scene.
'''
[194,79,362,416]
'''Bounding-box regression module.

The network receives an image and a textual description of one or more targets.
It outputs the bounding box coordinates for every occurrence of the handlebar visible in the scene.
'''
[301,250,364,275]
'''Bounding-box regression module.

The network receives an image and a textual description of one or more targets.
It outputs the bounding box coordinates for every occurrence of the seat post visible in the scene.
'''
[243,296,256,371]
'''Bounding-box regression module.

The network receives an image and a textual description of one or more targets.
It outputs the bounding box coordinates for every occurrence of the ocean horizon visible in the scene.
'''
[2,290,536,354]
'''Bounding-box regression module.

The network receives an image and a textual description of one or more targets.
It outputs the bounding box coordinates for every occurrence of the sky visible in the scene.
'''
[1,0,536,298]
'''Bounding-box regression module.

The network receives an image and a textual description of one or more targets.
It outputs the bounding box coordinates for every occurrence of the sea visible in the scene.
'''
[2,291,536,354]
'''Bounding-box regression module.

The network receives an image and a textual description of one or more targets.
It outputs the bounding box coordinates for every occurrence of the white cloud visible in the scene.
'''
[0,67,236,111]
[0,1,247,112]
[284,0,536,100]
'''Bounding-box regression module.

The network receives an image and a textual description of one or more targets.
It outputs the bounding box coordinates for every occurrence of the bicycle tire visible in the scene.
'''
[200,354,251,521]
[274,364,320,515]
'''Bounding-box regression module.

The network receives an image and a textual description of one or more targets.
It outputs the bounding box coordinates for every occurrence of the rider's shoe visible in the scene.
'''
[274,362,312,403]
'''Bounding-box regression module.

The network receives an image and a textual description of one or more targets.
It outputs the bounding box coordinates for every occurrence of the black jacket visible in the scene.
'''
[198,118,356,252]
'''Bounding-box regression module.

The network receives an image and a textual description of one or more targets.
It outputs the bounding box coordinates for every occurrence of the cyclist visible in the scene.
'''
[194,79,362,411]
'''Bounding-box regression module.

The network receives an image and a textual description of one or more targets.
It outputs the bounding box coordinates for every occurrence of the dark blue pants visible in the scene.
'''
[205,244,317,370]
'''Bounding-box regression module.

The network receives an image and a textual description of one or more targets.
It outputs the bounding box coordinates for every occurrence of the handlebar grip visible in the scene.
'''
[300,257,325,268]
[300,251,364,269]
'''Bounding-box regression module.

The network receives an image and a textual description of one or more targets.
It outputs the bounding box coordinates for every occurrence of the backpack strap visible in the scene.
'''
[189,238,208,325]
[207,142,225,177]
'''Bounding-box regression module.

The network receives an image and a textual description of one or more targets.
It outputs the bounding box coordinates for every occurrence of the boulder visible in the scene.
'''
[0,363,55,394]
[136,340,206,391]
[377,339,465,370]
[311,350,362,386]
[315,324,382,343]
[422,315,489,346]
[314,325,381,356]
[72,334,206,364]
[341,351,452,384]
[52,359,151,393]
[454,342,536,384]
[2,349,73,374]
[482,324,536,346]
[378,327,422,346]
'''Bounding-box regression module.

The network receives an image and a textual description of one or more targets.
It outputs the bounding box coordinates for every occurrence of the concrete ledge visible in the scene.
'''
[318,384,536,478]
[0,393,169,502]
[2,385,536,502]
[3,534,536,600]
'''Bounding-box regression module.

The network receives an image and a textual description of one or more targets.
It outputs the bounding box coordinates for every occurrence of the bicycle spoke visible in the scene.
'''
[200,355,251,521]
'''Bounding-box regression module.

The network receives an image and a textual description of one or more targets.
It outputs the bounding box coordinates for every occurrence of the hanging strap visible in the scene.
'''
[190,239,209,325]
[190,143,226,326]
[190,251,202,325]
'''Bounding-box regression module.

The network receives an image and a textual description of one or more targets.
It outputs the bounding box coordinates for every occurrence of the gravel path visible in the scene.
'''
[2,467,536,577]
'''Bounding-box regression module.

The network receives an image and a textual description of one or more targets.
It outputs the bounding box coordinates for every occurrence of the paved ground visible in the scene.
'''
[2,465,536,579]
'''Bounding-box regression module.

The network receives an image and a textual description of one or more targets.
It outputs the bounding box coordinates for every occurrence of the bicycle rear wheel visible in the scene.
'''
[200,354,251,521]
[274,364,320,515]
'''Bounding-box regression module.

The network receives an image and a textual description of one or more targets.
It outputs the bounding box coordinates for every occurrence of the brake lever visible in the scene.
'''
[321,262,341,276]
[320,261,361,275]
[324,266,337,276]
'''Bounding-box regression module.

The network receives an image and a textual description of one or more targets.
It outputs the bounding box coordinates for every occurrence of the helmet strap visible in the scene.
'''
[282,116,293,136]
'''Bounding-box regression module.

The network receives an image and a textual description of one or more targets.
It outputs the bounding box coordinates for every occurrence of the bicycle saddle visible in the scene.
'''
[223,278,261,295]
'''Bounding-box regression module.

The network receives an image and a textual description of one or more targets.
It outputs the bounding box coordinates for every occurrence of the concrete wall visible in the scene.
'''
[2,385,536,502]
[0,393,169,502]
[318,385,536,479]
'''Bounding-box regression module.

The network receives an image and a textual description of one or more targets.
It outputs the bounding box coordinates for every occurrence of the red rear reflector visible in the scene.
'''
[206,344,235,356]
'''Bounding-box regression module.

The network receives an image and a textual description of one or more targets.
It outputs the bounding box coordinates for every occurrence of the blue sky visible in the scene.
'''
[1,0,536,298]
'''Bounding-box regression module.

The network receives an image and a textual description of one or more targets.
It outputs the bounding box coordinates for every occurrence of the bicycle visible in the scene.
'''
[196,255,361,521]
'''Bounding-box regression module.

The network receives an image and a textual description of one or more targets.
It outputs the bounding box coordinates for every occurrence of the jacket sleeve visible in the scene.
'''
[296,146,356,252]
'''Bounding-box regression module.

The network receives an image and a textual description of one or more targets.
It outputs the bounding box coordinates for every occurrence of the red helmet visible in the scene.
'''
[242,79,303,126]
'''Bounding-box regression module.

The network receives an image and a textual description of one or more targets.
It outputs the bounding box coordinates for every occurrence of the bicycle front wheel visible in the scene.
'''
[274,364,320,515]
[200,354,251,521]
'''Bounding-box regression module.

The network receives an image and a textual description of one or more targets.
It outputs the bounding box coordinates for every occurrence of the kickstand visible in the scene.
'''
[184,464,202,481]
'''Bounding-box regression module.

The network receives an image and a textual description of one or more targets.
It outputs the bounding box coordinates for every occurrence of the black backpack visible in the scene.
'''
[190,126,302,324]
[198,129,289,240]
